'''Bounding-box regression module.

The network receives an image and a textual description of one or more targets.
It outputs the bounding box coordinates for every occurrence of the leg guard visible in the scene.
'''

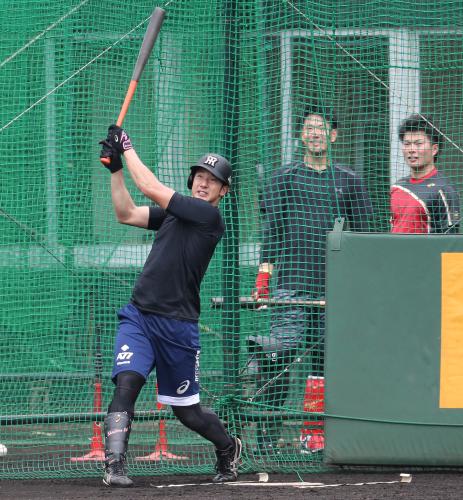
[103,412,133,487]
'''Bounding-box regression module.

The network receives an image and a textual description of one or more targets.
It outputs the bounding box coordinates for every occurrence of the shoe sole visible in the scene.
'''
[103,477,134,488]
[212,473,238,483]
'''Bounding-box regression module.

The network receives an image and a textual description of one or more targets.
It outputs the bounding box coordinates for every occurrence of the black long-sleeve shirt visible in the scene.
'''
[260,161,373,295]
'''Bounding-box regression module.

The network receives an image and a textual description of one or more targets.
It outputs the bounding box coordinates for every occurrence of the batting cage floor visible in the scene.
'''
[1,471,463,499]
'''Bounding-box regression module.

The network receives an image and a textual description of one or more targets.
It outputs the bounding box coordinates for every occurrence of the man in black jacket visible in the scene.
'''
[251,105,373,454]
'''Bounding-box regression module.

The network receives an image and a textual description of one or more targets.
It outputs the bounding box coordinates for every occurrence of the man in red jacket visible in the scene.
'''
[391,114,460,233]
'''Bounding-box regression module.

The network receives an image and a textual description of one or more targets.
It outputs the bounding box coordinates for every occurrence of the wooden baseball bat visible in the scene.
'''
[101,6,166,166]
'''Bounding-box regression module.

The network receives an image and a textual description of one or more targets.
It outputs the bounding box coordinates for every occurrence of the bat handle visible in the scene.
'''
[99,80,138,167]
[116,80,138,126]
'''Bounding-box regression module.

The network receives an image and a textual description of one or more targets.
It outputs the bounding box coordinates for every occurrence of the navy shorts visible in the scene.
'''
[111,303,201,406]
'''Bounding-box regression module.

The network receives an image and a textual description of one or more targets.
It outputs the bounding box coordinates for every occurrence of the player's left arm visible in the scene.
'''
[123,148,175,209]
[347,173,374,231]
[432,185,461,233]
[99,135,150,228]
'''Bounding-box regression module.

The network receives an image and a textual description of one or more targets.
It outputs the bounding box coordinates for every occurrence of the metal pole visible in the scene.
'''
[222,0,241,398]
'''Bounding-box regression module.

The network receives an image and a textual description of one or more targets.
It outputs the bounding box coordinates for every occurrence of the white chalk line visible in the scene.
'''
[227,480,401,489]
[152,479,405,489]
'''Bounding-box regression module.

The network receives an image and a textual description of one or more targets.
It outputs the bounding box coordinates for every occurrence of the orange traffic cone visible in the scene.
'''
[299,376,325,454]
[71,381,105,461]
[136,388,188,461]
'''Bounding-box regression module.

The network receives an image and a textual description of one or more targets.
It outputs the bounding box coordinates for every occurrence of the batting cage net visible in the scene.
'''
[0,0,462,479]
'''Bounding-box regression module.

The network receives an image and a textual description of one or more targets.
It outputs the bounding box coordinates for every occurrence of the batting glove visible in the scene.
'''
[106,124,133,155]
[99,139,123,173]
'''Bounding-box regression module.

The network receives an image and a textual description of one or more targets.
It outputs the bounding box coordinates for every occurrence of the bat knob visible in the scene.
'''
[100,157,111,166]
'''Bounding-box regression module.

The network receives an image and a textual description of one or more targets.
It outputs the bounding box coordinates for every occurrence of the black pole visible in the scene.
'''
[222,0,241,399]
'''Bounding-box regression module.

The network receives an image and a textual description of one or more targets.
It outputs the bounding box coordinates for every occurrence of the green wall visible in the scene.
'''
[325,231,463,465]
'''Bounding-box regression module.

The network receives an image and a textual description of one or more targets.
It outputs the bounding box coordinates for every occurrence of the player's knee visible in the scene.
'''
[115,370,146,391]
[108,371,145,415]
[171,403,202,430]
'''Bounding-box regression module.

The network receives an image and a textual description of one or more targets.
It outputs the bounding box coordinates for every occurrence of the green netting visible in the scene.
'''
[0,0,462,480]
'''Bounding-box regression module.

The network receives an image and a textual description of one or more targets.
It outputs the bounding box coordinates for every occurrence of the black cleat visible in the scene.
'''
[212,436,242,483]
[103,456,133,488]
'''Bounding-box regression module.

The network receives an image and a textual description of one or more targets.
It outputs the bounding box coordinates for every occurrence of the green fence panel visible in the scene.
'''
[325,232,463,466]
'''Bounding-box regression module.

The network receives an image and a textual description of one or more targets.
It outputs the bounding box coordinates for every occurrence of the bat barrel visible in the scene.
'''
[131,7,166,82]
[100,6,166,166]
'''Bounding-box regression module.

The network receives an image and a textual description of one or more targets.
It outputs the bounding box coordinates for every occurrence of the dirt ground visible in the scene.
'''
[1,470,463,500]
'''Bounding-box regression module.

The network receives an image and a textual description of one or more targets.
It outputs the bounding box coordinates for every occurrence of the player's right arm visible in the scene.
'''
[104,125,175,210]
[110,170,150,228]
[99,134,150,229]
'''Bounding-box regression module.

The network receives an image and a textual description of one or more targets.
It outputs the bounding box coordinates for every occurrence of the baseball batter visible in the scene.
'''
[98,125,241,487]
